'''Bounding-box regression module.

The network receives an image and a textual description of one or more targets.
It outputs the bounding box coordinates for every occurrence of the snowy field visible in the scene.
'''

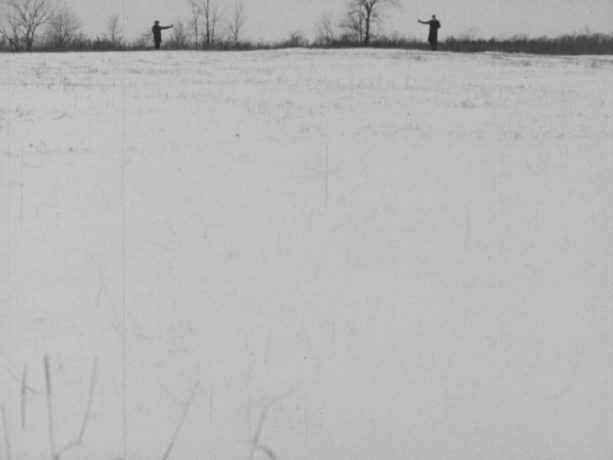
[1,49,612,459]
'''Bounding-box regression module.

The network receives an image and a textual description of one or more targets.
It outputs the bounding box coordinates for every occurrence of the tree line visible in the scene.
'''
[0,0,419,52]
[1,0,611,54]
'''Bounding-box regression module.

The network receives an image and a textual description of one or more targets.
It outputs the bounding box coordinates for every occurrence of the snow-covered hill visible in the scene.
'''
[1,49,612,459]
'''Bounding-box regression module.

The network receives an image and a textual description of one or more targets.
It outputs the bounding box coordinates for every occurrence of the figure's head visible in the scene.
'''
[432,15,436,19]
[154,20,160,25]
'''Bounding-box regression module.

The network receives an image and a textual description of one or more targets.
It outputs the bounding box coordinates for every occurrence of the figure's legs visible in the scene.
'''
[155,41,161,50]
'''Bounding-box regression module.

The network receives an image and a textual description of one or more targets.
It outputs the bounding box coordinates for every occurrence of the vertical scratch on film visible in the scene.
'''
[121,1,128,457]
[19,149,23,229]
[495,1,502,457]
[325,144,329,209]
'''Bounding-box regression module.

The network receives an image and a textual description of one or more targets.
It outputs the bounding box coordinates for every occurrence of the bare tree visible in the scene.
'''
[201,0,222,47]
[227,1,245,45]
[186,0,223,48]
[340,3,366,43]
[168,21,188,48]
[314,12,335,46]
[0,0,52,51]
[0,7,20,50]
[47,5,81,49]
[342,0,398,44]
[132,28,152,49]
[187,0,201,47]
[106,13,122,46]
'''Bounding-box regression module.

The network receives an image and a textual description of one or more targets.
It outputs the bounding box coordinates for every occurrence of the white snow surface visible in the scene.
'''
[1,49,612,459]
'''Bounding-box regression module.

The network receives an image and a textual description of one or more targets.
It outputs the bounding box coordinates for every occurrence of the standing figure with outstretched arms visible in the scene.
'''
[152,20,173,49]
[418,15,441,50]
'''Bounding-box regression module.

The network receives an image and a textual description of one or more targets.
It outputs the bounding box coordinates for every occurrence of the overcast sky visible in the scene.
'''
[62,0,612,42]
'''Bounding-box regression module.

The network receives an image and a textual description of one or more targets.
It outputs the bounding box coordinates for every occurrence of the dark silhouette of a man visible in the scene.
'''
[418,15,441,50]
[152,20,173,49]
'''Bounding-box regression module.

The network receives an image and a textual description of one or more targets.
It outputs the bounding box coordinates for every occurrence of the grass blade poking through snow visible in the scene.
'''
[2,406,11,460]
[20,365,27,431]
[248,387,297,460]
[43,355,57,460]
[18,363,37,432]
[57,357,98,456]
[161,381,200,460]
